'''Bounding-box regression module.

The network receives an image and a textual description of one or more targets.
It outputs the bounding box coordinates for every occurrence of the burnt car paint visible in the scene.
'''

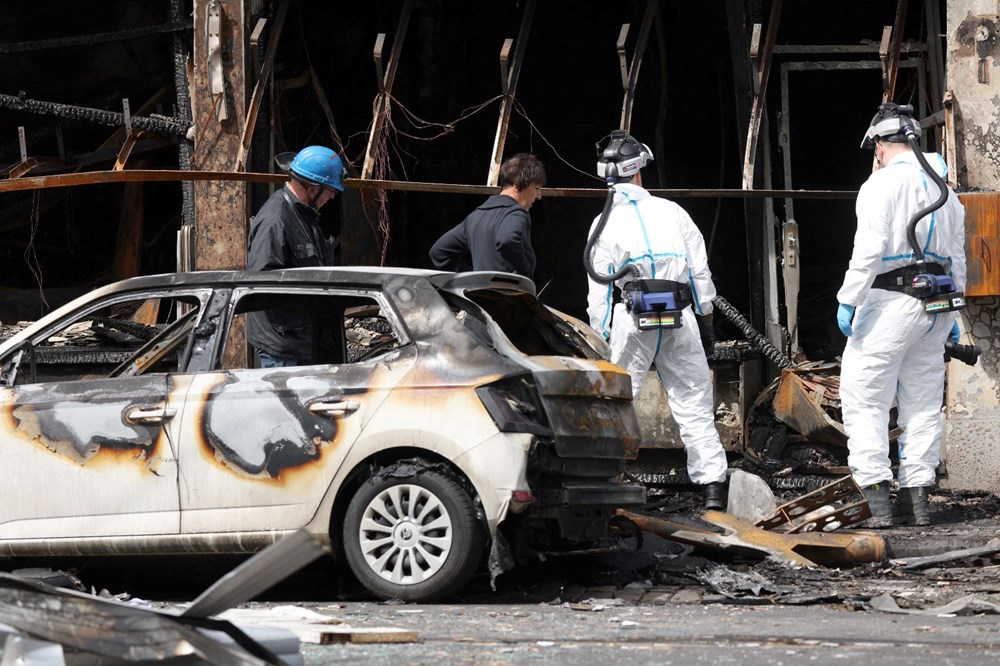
[0,268,643,562]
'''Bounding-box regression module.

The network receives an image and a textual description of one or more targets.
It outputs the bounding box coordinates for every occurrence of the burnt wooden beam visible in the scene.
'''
[487,0,536,186]
[361,1,413,179]
[236,0,289,171]
[191,0,248,272]
[741,0,782,190]
[619,0,657,133]
[884,0,909,102]
[0,169,860,199]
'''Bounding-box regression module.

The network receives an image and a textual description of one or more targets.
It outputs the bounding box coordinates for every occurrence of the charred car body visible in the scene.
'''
[0,268,643,601]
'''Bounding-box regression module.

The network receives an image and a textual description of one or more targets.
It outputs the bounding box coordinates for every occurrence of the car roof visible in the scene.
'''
[0,268,538,356]
[83,267,537,297]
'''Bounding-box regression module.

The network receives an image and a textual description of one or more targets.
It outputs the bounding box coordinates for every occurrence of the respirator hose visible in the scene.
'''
[584,184,639,285]
[904,130,949,262]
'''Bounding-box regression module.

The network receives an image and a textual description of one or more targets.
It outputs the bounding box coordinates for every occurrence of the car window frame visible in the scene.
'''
[0,288,214,386]
[218,285,412,371]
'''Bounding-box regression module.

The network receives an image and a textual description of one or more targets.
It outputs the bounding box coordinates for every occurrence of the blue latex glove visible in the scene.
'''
[837,303,856,337]
[948,321,960,344]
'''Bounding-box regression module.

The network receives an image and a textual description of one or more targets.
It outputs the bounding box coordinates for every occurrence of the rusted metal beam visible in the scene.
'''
[499,38,513,95]
[619,0,657,133]
[361,0,413,180]
[249,18,267,75]
[616,24,630,90]
[0,169,861,199]
[236,0,289,172]
[113,99,140,171]
[741,0,782,190]
[879,26,893,95]
[0,169,862,199]
[884,0,909,102]
[487,0,536,186]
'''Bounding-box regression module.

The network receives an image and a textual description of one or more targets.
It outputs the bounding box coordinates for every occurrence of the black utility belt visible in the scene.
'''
[872,262,965,313]
[872,263,945,295]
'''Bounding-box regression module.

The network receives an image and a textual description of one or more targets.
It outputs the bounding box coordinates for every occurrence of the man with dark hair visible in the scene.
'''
[429,153,545,279]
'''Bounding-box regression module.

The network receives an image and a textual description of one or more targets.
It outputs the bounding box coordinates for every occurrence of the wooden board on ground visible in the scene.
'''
[218,606,419,644]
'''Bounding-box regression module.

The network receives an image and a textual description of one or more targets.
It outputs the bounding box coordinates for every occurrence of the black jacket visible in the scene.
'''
[246,186,335,360]
[429,194,536,278]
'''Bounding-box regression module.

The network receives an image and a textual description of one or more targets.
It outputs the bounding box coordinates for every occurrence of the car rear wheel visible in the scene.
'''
[343,468,485,602]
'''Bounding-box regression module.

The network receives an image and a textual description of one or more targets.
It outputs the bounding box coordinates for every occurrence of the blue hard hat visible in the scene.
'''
[276,146,345,191]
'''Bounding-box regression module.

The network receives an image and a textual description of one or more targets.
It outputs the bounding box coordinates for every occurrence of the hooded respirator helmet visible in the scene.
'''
[596,130,654,183]
[860,103,921,149]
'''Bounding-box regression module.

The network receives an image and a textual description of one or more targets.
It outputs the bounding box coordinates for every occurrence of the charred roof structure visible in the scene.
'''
[1,0,998,491]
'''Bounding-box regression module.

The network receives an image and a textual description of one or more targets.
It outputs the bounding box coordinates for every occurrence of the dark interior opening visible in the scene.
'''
[0,0,950,365]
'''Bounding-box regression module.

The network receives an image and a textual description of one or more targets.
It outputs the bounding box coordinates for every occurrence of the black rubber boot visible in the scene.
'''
[898,486,931,526]
[861,482,894,528]
[704,482,727,510]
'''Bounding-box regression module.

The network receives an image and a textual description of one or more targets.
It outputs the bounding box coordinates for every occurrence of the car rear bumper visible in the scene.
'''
[537,481,646,508]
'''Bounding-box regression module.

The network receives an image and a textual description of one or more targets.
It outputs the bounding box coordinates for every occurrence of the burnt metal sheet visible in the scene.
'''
[617,508,886,568]
[0,574,279,665]
[960,192,1000,297]
[772,369,847,448]
[755,476,870,533]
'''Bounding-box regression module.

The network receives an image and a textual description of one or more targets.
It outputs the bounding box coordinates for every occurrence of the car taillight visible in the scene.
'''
[476,378,552,436]
[510,489,536,513]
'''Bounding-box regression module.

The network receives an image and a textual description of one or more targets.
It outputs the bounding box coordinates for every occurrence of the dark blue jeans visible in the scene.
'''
[256,350,299,368]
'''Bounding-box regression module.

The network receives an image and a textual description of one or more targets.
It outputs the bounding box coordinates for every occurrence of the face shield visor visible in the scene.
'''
[860,112,922,148]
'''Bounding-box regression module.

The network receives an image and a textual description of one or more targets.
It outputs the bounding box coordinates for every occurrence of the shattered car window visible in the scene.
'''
[5,295,203,386]
[441,288,601,360]
[221,290,402,369]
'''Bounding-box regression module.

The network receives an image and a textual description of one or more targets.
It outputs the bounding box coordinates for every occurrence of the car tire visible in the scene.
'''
[343,468,485,602]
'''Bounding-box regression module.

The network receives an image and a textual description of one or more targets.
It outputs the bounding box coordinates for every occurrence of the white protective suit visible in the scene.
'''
[586,183,727,485]
[837,150,966,489]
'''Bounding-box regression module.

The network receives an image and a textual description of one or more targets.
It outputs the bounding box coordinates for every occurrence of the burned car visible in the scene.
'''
[0,268,643,601]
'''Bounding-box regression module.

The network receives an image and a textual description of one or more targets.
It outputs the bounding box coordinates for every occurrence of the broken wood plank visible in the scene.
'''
[741,0,782,189]
[236,0,289,172]
[321,627,419,644]
[487,0,536,185]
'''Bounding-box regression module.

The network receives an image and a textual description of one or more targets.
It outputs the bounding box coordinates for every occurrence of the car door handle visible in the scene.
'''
[309,400,360,417]
[125,406,177,425]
